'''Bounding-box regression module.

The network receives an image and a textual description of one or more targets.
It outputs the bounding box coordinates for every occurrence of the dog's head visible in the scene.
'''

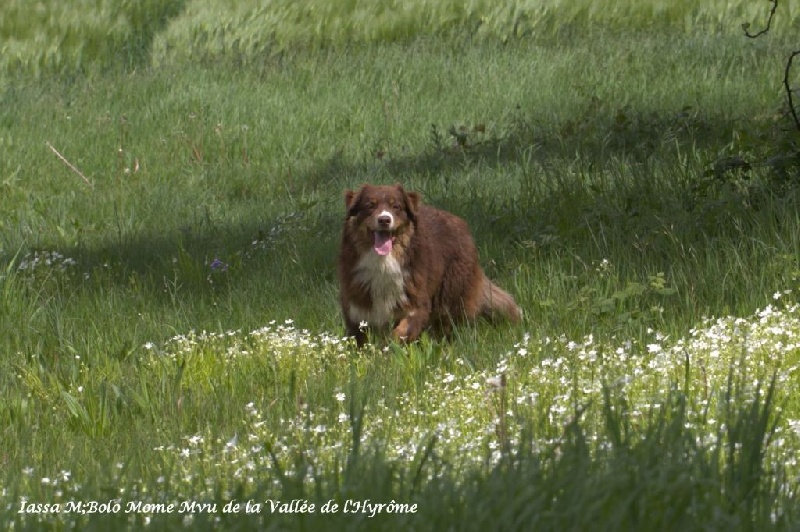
[343,184,420,256]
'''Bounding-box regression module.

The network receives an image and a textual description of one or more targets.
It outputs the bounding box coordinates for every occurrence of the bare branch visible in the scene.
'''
[739,0,800,133]
[784,51,800,132]
[742,0,778,39]
[46,141,94,188]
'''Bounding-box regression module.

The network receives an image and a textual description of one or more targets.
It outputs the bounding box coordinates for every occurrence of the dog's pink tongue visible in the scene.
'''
[374,232,393,256]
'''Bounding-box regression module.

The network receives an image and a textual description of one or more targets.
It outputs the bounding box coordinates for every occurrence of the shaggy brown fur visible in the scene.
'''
[338,183,521,345]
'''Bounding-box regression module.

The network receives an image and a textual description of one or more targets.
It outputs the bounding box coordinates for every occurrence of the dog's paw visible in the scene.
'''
[392,318,418,343]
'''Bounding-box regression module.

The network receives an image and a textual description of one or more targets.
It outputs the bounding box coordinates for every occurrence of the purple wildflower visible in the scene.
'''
[210,258,228,272]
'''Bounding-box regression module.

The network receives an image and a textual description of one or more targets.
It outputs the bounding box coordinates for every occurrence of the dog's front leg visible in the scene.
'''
[393,307,430,343]
[344,317,368,347]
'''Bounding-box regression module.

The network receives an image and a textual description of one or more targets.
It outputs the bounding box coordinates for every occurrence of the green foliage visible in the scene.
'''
[0,0,186,76]
[1,0,799,77]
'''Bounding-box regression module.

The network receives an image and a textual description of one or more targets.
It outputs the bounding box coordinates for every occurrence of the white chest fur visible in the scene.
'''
[348,252,407,327]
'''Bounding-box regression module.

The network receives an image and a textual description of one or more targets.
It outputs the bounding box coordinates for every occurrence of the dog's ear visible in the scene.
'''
[397,185,420,222]
[344,188,360,218]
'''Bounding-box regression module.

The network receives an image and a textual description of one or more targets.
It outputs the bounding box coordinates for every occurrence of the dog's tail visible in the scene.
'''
[480,277,522,323]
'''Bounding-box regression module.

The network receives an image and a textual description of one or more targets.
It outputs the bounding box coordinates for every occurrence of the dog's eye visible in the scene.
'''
[392,203,402,211]
[365,200,376,209]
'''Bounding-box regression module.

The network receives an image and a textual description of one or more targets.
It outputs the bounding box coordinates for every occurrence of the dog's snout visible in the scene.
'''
[377,214,392,227]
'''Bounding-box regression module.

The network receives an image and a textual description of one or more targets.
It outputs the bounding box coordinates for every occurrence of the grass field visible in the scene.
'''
[2,0,800,529]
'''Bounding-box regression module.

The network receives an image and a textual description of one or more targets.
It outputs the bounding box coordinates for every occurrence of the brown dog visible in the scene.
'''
[338,183,521,345]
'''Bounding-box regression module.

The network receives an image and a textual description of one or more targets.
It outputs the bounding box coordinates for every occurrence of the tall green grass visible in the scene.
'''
[2,0,799,76]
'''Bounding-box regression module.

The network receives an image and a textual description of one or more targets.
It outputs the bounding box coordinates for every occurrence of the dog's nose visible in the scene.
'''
[377,215,392,228]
